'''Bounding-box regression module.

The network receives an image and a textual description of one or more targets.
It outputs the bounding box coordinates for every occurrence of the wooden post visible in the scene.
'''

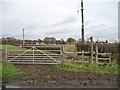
[61,46,64,64]
[82,50,84,64]
[95,45,98,64]
[64,45,66,61]
[2,49,5,60]
[90,37,93,64]
[33,46,35,63]
[5,45,7,60]
[23,28,25,45]
[109,53,111,64]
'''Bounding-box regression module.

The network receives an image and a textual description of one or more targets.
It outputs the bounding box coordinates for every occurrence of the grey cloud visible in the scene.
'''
[2,0,117,41]
[85,24,117,40]
[26,24,38,29]
[2,19,25,39]
[84,19,118,40]
[45,27,73,35]
[2,34,12,38]
[85,20,91,26]
[86,23,107,30]
[51,15,76,27]
[25,21,47,30]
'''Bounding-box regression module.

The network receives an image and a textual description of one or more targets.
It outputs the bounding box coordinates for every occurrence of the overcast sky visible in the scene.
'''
[1,0,119,42]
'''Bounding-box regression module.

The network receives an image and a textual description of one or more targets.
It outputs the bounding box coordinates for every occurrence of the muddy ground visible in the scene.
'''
[3,65,119,88]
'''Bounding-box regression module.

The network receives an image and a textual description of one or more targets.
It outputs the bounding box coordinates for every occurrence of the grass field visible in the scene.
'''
[64,45,76,51]
[1,45,27,55]
[1,45,26,51]
[55,63,120,74]
[1,44,76,51]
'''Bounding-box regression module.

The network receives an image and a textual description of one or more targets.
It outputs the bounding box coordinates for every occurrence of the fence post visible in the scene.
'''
[5,45,7,60]
[95,45,98,64]
[90,37,93,64]
[81,50,84,64]
[61,45,64,64]
[109,53,111,64]
[2,49,5,61]
[33,46,35,63]
[64,45,66,61]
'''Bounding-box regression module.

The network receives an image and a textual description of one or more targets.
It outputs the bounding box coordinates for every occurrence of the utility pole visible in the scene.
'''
[23,28,25,45]
[81,0,84,43]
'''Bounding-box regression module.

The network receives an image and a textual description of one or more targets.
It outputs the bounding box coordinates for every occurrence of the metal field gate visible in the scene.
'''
[6,45,64,64]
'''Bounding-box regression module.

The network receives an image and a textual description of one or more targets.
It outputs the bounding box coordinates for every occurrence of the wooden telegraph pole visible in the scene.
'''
[81,0,84,43]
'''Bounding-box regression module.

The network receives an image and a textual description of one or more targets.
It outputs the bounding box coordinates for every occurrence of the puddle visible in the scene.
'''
[6,85,21,88]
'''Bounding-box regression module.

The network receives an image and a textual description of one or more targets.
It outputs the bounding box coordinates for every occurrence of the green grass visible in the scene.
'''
[0,45,2,51]
[65,45,76,51]
[2,45,26,51]
[55,63,120,74]
[2,60,22,79]
[0,63,2,78]
[1,45,27,54]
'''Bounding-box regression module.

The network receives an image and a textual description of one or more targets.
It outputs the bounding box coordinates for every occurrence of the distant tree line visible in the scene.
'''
[1,37,77,45]
[1,36,117,45]
[2,37,22,45]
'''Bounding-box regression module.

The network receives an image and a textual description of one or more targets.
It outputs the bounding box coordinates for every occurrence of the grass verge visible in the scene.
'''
[2,60,22,79]
[55,63,120,74]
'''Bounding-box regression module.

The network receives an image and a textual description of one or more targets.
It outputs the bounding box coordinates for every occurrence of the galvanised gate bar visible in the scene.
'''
[6,45,64,64]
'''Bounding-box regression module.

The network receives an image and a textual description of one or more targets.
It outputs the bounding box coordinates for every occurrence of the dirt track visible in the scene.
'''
[5,65,119,88]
